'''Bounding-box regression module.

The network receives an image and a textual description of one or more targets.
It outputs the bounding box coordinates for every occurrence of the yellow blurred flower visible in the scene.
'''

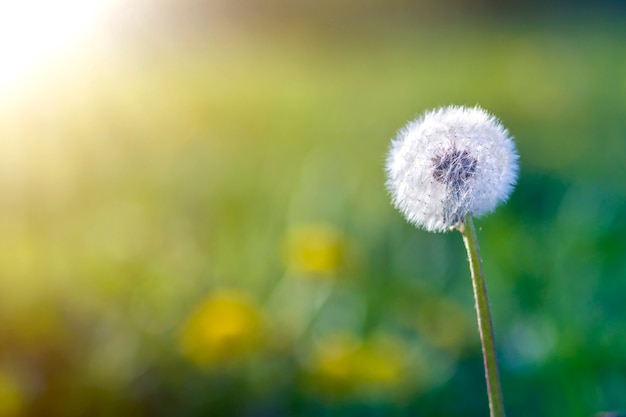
[305,333,413,399]
[284,223,346,276]
[180,291,264,366]
[0,371,24,417]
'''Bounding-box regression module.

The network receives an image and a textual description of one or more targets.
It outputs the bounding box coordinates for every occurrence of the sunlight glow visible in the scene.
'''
[0,0,119,95]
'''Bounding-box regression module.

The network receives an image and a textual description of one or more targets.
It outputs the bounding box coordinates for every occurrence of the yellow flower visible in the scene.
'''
[305,333,413,399]
[284,223,346,276]
[180,291,263,366]
[0,371,24,417]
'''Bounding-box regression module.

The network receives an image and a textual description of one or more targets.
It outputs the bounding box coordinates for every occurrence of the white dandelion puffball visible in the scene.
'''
[386,105,519,232]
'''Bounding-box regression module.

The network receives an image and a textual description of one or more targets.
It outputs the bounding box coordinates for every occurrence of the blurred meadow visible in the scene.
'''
[2,1,626,416]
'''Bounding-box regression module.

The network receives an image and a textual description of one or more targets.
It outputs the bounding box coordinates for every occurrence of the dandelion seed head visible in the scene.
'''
[386,105,519,232]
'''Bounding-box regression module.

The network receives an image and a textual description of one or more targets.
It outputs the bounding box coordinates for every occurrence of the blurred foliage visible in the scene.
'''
[1,5,626,417]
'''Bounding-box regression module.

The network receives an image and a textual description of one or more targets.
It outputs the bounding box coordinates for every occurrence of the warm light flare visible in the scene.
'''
[0,0,119,96]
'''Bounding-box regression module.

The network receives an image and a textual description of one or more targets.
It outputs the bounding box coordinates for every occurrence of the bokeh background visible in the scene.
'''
[1,1,626,416]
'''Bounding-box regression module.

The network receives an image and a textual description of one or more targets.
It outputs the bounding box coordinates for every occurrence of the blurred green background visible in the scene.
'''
[1,1,626,416]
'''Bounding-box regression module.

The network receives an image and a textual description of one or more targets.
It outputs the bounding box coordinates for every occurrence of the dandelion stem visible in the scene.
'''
[458,214,506,417]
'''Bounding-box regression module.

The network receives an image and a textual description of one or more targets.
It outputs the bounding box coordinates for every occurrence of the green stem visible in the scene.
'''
[458,214,506,417]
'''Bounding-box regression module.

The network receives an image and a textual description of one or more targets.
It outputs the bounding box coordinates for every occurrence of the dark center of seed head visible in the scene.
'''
[431,148,478,189]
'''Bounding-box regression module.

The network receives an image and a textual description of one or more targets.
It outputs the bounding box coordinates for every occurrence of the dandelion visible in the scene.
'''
[179,291,263,366]
[386,105,518,232]
[385,105,519,417]
[284,223,346,277]
[304,333,416,400]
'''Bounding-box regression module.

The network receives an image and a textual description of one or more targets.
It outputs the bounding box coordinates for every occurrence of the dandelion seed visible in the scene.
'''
[386,105,519,232]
